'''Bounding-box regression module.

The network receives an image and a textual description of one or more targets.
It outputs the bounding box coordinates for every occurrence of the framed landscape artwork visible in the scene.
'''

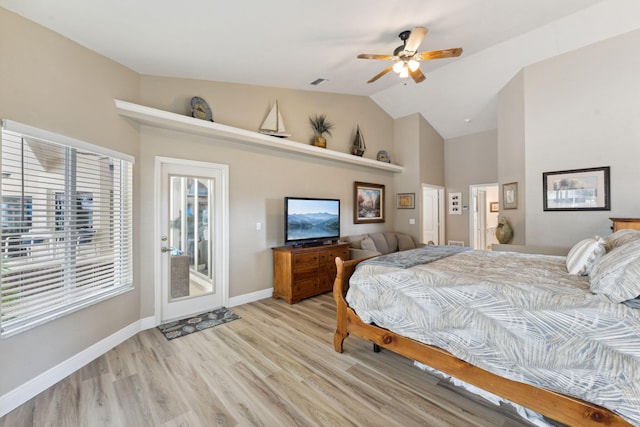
[354,181,385,223]
[543,166,610,211]
[396,193,415,209]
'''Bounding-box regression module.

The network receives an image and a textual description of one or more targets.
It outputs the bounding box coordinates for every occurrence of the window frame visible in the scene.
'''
[0,120,134,337]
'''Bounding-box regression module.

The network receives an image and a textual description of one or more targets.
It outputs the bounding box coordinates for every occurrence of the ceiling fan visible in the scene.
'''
[358,27,462,84]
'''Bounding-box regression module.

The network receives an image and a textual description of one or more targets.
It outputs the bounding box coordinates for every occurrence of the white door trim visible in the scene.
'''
[153,156,229,325]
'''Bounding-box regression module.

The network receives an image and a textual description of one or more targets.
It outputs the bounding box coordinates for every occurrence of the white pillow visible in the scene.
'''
[566,237,605,275]
[590,240,640,303]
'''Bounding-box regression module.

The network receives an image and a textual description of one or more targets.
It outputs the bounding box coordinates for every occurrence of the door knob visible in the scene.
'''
[161,246,175,253]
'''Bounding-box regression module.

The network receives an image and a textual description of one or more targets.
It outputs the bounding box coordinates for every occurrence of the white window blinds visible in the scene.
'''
[0,120,133,337]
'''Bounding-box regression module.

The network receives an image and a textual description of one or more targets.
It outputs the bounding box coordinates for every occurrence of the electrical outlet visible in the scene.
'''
[409,218,415,225]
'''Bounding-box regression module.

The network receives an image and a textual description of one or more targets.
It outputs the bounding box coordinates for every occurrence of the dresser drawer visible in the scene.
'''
[293,268,318,281]
[292,252,319,267]
[292,279,317,297]
[319,248,349,264]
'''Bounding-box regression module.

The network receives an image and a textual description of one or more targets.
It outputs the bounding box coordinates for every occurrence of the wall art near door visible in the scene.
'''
[502,182,518,210]
[354,181,385,223]
[396,193,415,209]
[543,166,610,211]
[448,192,462,215]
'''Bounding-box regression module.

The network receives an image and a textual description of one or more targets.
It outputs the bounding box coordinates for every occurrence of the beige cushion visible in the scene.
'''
[383,232,399,253]
[397,234,416,251]
[589,240,640,302]
[368,233,389,254]
[360,237,377,252]
[565,237,605,275]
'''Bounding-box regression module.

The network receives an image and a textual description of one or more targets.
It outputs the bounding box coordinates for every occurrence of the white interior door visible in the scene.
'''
[422,185,444,245]
[156,158,228,322]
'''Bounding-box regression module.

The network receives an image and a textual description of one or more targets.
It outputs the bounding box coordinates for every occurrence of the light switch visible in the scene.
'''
[256,222,262,231]
[409,218,415,225]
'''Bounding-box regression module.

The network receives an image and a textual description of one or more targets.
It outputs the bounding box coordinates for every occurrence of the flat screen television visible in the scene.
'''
[284,197,340,247]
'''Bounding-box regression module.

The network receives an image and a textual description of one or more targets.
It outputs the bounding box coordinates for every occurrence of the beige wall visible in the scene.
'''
[136,76,399,313]
[0,9,141,396]
[393,114,444,238]
[496,70,526,245]
[139,76,395,162]
[444,129,498,246]
[500,28,640,248]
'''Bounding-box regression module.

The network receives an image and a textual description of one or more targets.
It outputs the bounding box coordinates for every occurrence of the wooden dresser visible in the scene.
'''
[272,242,350,304]
[609,218,640,232]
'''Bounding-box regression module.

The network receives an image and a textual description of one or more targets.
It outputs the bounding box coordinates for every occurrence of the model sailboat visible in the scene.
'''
[350,125,366,156]
[259,101,291,138]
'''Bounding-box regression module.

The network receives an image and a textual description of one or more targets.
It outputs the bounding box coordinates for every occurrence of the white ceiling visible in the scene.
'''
[2,0,640,139]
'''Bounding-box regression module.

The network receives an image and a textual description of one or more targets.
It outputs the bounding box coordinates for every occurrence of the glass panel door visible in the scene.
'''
[168,175,214,299]
[158,158,227,323]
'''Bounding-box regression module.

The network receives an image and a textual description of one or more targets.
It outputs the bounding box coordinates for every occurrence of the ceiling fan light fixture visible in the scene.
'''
[357,26,462,84]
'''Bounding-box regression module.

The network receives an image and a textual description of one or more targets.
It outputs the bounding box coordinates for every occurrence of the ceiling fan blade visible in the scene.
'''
[409,67,426,83]
[358,53,394,60]
[414,48,463,61]
[367,66,393,84]
[404,27,428,53]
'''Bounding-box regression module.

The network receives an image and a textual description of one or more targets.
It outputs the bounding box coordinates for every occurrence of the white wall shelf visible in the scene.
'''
[114,100,403,173]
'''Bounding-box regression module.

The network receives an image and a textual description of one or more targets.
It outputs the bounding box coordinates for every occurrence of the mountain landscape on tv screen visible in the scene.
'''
[287,212,339,239]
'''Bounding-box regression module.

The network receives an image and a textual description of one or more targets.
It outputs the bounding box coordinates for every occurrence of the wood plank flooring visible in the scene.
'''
[0,293,543,426]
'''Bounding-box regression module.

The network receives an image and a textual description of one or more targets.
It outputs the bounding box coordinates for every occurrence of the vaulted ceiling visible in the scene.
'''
[2,0,639,139]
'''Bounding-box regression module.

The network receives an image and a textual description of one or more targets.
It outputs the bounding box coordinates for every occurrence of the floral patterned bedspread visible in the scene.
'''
[347,248,640,425]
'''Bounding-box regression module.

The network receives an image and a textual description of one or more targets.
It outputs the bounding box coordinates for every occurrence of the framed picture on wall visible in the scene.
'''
[396,193,415,209]
[502,182,518,210]
[542,166,610,211]
[354,182,385,223]
[490,201,499,212]
[448,192,462,215]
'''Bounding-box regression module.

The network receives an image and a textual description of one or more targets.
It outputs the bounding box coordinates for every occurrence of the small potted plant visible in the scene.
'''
[309,114,334,148]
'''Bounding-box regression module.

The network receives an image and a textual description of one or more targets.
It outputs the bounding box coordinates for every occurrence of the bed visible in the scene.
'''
[333,230,640,426]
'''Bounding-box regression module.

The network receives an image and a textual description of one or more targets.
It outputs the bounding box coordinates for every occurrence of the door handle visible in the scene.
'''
[161,246,176,253]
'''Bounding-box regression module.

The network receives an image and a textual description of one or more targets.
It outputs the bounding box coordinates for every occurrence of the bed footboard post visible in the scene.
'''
[333,257,351,353]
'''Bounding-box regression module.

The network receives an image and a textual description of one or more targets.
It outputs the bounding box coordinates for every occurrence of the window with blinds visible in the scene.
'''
[0,120,133,337]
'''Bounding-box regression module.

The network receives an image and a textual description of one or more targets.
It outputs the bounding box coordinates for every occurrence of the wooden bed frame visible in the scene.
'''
[333,257,631,427]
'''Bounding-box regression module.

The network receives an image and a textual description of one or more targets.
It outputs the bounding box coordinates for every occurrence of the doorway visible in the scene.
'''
[422,184,445,245]
[155,157,229,322]
[469,183,499,250]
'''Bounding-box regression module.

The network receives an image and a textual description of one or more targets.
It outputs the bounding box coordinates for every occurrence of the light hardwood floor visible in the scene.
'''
[0,294,542,427]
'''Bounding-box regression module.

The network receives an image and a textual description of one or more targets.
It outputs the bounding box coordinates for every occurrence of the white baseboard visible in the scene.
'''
[0,288,272,417]
[228,287,272,307]
[139,315,157,330]
[0,319,143,418]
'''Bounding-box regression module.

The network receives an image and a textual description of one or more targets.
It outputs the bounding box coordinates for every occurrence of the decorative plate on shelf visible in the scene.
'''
[190,96,213,122]
[376,150,391,163]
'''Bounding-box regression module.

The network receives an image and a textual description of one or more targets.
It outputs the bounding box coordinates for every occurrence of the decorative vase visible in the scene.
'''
[313,135,326,148]
[495,217,513,244]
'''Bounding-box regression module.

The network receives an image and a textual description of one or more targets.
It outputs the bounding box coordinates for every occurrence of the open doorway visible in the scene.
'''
[469,183,499,250]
